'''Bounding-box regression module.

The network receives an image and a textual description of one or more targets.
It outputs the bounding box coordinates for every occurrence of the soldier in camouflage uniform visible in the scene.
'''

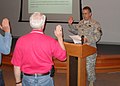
[68,6,102,86]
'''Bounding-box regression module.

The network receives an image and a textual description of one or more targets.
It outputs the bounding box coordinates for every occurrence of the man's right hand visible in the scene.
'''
[54,25,63,39]
[54,25,65,50]
[68,16,73,25]
[0,18,10,32]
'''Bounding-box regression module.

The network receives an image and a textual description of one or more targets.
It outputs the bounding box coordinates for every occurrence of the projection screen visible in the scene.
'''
[19,0,81,22]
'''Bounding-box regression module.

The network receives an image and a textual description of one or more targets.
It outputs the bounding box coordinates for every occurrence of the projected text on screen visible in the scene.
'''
[29,0,72,14]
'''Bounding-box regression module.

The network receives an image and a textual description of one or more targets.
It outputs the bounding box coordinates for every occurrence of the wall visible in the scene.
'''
[0,0,120,44]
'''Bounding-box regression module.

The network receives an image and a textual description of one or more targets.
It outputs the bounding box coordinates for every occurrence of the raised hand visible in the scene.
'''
[68,16,73,25]
[0,18,10,32]
[54,25,63,39]
[54,25,65,50]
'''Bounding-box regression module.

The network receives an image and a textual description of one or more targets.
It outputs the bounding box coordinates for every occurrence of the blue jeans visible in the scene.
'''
[22,74,54,86]
[0,69,5,86]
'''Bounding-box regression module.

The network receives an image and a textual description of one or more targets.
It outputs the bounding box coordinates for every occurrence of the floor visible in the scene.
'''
[1,64,120,86]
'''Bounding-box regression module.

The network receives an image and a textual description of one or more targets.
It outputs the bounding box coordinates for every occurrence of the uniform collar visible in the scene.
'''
[84,20,90,24]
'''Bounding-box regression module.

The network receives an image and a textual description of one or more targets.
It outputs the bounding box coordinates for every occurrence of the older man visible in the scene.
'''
[11,12,66,86]
[0,18,12,86]
[68,6,102,86]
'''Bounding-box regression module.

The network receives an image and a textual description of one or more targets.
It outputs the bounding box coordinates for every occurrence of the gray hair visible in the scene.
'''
[29,12,46,29]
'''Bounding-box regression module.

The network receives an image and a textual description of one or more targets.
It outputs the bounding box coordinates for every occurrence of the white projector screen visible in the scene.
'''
[20,0,81,22]
[29,0,72,14]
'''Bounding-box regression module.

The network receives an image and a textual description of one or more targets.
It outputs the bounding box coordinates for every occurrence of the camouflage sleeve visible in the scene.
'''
[86,22,102,43]
[68,24,78,35]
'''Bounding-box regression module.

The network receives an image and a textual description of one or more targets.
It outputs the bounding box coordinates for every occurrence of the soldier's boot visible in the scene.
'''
[89,81,93,86]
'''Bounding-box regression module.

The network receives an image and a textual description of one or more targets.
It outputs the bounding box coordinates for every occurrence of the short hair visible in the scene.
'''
[29,12,46,29]
[83,6,92,13]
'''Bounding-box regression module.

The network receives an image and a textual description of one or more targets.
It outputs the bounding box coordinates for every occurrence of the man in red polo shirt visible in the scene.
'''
[11,12,66,86]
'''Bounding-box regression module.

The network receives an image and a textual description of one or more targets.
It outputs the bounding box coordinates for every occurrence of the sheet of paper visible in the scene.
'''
[69,35,81,44]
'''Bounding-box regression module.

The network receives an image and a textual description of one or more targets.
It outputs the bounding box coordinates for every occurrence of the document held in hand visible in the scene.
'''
[69,35,81,44]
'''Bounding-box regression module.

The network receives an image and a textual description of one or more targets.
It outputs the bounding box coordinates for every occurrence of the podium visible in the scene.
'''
[64,42,96,86]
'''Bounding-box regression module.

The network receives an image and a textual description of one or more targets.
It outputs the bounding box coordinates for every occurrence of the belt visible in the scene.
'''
[23,72,50,76]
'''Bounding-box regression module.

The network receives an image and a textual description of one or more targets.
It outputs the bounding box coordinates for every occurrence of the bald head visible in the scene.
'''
[30,12,46,30]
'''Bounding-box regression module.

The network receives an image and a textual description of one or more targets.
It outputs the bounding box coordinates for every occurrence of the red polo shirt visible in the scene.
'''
[11,30,66,74]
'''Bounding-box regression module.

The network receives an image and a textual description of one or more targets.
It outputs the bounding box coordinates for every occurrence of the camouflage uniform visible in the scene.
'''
[68,19,102,82]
